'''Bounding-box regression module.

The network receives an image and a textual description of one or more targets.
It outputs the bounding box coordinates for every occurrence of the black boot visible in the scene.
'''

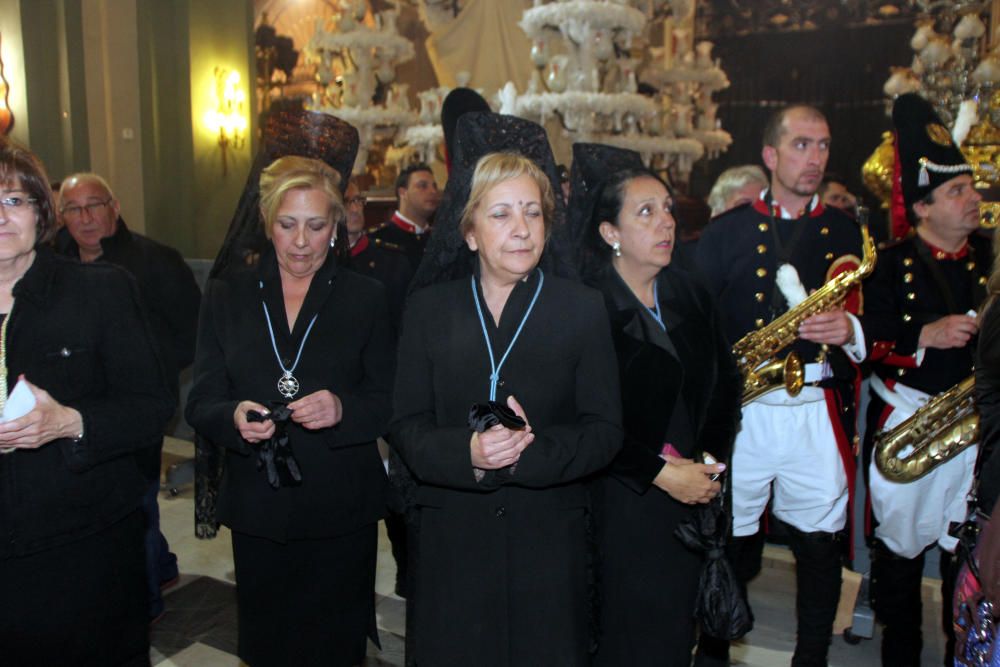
[693,532,765,666]
[870,540,923,667]
[788,528,844,667]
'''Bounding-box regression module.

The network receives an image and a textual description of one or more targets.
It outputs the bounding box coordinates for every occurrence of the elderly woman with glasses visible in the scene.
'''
[0,141,174,664]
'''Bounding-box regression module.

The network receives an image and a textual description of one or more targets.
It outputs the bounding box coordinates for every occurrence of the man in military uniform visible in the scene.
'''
[345,180,413,330]
[858,93,987,667]
[368,163,439,271]
[695,105,867,667]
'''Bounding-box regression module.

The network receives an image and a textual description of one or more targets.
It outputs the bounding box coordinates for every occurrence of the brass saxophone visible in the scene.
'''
[734,220,877,405]
[874,375,979,482]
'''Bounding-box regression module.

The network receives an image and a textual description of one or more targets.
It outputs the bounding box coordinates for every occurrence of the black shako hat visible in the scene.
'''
[892,92,972,209]
[211,110,359,279]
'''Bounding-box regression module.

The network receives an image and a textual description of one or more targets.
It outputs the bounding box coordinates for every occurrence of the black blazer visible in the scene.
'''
[390,270,623,666]
[186,249,394,542]
[592,266,742,490]
[0,248,174,559]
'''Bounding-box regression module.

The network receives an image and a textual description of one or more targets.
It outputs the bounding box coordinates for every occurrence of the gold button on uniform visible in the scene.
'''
[758,223,769,232]
[903,272,913,283]
[757,244,767,254]
[903,257,913,267]
[824,252,834,260]
[967,261,976,271]
[903,313,912,322]
[755,318,765,328]
[756,268,767,278]
[897,368,906,376]
[755,292,765,302]
[820,227,829,235]
[906,292,916,300]
[981,276,989,285]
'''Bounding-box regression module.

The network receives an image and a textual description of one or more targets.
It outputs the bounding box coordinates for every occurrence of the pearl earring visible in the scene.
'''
[612,241,621,258]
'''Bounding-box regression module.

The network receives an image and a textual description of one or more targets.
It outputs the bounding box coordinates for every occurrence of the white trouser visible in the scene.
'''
[869,377,976,559]
[732,388,849,537]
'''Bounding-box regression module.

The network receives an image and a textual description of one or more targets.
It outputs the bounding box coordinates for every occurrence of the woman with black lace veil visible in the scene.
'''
[390,112,622,666]
[186,111,393,666]
[571,143,742,666]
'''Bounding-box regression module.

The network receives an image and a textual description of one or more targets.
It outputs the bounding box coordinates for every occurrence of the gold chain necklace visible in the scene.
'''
[0,300,14,455]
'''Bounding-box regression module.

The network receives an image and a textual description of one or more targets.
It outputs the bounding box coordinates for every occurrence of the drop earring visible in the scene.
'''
[612,240,621,258]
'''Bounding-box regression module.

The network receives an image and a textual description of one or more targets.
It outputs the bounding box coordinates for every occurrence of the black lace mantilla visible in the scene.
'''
[410,111,579,292]
[566,142,645,277]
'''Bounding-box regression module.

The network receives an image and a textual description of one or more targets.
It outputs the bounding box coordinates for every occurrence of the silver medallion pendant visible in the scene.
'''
[277,372,300,399]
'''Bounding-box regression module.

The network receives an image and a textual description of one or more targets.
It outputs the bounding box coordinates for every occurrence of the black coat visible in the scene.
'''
[589,266,742,665]
[185,249,394,542]
[976,301,1000,515]
[55,219,201,479]
[0,247,175,559]
[55,219,201,388]
[390,270,623,666]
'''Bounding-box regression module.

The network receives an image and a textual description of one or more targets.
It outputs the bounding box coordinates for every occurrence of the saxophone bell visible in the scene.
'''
[742,352,805,406]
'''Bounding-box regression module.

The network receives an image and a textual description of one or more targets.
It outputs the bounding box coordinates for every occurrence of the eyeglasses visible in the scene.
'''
[0,196,37,213]
[346,195,366,207]
[60,199,112,220]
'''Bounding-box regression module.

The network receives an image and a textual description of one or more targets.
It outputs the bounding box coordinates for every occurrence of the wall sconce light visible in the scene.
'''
[203,67,247,175]
[0,34,14,135]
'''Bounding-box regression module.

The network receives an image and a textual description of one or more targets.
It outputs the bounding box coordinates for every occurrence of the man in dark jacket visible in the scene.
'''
[55,172,201,621]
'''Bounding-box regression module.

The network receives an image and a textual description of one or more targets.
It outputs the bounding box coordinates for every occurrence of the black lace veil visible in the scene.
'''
[209,110,360,279]
[410,111,578,292]
[566,142,645,278]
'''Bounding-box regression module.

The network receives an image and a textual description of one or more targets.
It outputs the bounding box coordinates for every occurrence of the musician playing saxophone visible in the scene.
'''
[694,104,866,667]
[858,93,989,666]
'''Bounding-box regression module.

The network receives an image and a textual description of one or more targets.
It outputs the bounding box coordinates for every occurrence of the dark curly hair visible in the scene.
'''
[0,139,57,245]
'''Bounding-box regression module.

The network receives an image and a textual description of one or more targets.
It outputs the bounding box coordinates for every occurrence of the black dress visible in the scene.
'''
[590,265,742,666]
[0,248,175,666]
[390,268,623,666]
[186,248,394,667]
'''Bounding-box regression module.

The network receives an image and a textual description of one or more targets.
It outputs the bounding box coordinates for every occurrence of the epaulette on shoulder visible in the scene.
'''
[372,237,405,253]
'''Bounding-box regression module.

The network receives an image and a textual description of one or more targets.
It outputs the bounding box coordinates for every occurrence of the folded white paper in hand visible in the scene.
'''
[2,379,35,422]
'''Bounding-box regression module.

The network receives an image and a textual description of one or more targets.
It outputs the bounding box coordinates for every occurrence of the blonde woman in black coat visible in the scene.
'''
[391,114,622,666]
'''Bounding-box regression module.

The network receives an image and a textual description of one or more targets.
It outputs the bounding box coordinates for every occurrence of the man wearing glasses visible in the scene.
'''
[55,173,201,624]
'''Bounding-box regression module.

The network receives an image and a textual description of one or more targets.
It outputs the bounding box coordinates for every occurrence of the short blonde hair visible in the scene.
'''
[707,164,768,216]
[259,156,344,239]
[459,152,555,237]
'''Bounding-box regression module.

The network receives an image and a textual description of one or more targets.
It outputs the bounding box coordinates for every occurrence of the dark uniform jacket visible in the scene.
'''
[390,269,622,666]
[186,248,394,542]
[349,235,413,331]
[368,213,430,271]
[694,197,864,382]
[860,232,991,395]
[589,265,741,664]
[0,248,174,559]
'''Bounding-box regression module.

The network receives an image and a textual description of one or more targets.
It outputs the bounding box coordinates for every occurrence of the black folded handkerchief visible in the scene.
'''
[467,401,527,433]
[247,402,302,489]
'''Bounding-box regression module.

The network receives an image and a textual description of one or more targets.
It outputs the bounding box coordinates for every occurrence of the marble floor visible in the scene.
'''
[154,439,948,666]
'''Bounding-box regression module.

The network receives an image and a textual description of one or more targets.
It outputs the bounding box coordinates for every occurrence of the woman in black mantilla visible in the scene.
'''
[390,113,622,666]
[186,114,393,666]
[572,143,742,666]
